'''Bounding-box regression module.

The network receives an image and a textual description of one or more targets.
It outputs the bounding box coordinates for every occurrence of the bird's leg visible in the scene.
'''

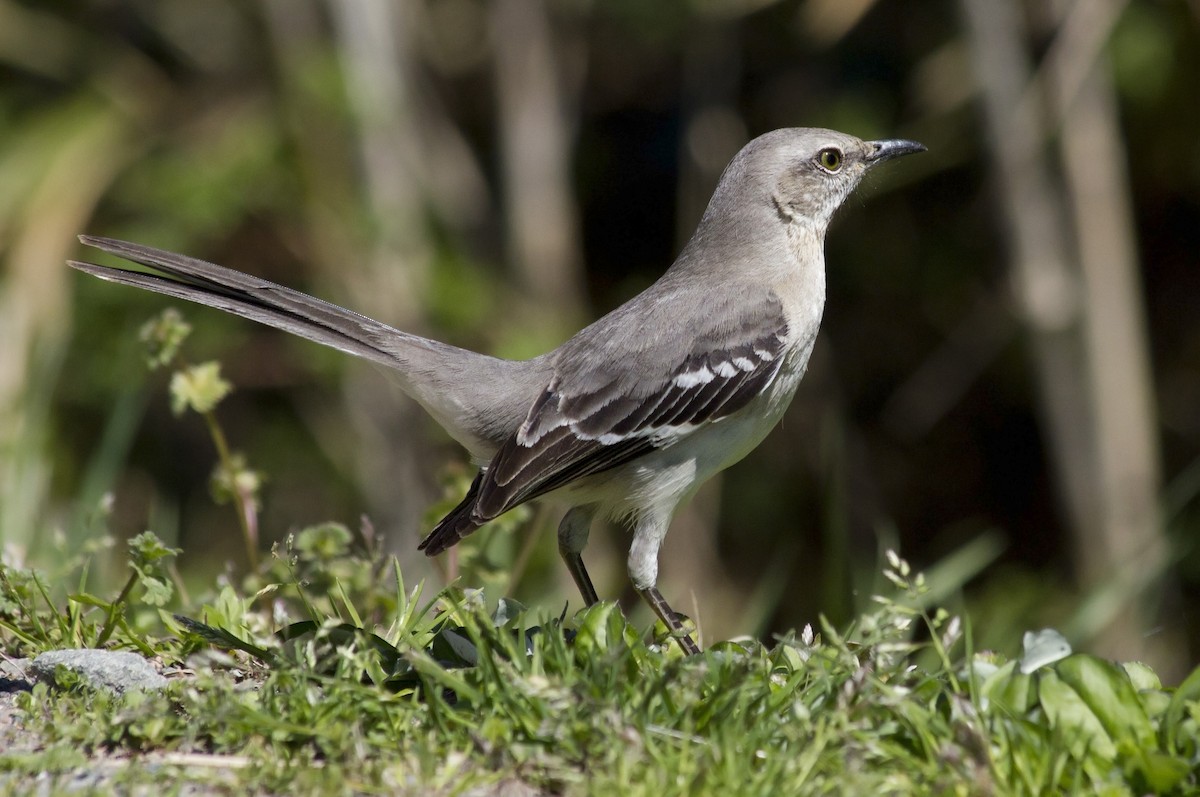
[557,505,599,606]
[637,586,701,655]
[628,515,701,655]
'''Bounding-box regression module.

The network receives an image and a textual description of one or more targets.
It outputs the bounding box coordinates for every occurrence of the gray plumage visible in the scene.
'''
[71,127,924,654]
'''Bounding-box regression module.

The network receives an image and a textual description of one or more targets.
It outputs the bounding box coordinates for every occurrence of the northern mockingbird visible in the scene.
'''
[71,127,924,654]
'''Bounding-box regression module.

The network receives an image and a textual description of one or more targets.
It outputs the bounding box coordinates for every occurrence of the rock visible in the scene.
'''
[30,649,168,694]
[0,657,32,694]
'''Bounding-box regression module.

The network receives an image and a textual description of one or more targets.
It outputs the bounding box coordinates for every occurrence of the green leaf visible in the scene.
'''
[67,592,113,610]
[429,627,478,668]
[1038,668,1116,759]
[209,454,263,507]
[292,523,352,559]
[174,613,276,663]
[1122,747,1191,794]
[128,530,181,568]
[980,659,1036,714]
[1163,663,1200,755]
[139,575,173,607]
[138,308,191,370]
[1055,654,1156,750]
[169,361,231,416]
[1121,661,1161,692]
[572,602,635,657]
[276,620,320,640]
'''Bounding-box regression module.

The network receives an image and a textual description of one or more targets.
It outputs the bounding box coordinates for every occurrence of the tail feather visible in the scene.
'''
[71,235,414,372]
[418,471,487,555]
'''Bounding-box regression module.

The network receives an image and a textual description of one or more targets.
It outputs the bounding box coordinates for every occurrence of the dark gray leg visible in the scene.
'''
[637,586,701,655]
[627,509,701,655]
[557,505,599,606]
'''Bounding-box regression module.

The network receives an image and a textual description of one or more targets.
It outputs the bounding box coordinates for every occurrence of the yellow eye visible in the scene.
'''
[817,148,842,172]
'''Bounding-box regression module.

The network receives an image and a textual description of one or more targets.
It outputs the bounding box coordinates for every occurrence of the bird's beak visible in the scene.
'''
[865,139,927,164]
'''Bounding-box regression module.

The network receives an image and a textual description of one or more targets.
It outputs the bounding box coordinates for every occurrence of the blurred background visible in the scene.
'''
[1,0,1197,679]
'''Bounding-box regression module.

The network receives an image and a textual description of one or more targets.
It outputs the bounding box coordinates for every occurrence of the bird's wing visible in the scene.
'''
[418,294,789,553]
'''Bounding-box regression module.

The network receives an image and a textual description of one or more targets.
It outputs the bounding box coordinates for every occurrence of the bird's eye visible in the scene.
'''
[817,148,843,172]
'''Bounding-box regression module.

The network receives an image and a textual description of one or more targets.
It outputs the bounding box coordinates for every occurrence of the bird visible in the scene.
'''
[70,127,925,654]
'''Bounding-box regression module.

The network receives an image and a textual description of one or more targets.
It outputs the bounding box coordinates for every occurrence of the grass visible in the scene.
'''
[2,534,1198,795]
[1,308,1198,795]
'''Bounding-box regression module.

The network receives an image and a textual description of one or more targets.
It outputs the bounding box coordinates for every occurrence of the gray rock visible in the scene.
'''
[30,649,168,694]
[0,657,32,693]
[0,657,29,678]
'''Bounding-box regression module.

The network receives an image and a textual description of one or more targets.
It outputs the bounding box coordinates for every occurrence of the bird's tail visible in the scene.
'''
[70,235,548,458]
[71,235,436,373]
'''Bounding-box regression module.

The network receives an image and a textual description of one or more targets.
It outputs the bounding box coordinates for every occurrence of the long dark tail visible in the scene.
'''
[70,235,423,372]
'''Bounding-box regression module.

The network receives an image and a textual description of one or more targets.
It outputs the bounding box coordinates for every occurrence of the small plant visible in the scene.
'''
[141,308,262,569]
[0,530,179,655]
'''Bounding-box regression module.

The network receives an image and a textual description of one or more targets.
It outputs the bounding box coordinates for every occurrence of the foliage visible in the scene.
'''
[0,531,179,654]
[2,542,1198,795]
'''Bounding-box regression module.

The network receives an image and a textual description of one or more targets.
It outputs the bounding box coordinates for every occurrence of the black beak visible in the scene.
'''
[865,139,926,164]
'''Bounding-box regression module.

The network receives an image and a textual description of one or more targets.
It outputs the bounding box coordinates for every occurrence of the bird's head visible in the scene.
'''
[704,127,925,233]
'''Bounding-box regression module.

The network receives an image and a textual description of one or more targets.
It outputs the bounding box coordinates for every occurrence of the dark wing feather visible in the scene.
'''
[487,333,787,510]
[418,297,789,554]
